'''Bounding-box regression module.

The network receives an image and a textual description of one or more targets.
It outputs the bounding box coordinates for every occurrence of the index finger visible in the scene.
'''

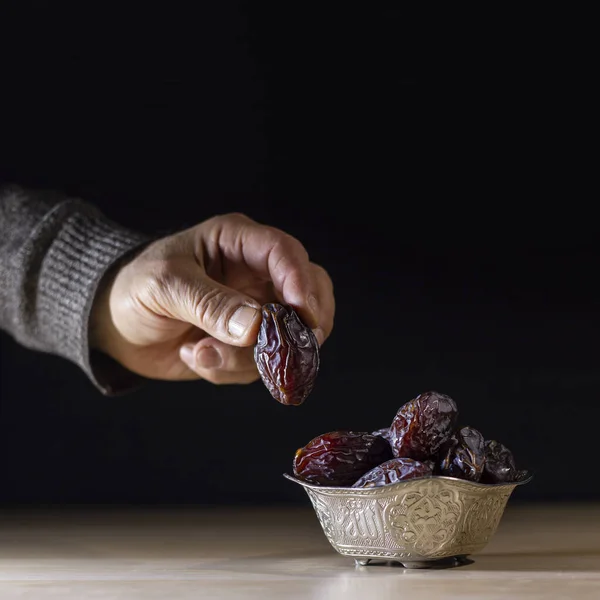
[214,214,323,328]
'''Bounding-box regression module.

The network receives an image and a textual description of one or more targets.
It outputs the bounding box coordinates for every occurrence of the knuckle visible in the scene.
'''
[268,239,310,279]
[192,286,230,328]
[213,212,254,228]
[147,261,174,287]
[271,228,308,258]
[312,262,328,279]
[270,247,289,276]
[313,263,334,289]
[141,261,179,303]
[227,212,254,223]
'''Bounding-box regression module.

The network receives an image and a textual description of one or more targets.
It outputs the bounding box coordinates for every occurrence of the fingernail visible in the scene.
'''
[180,343,196,367]
[197,346,222,369]
[228,305,260,338]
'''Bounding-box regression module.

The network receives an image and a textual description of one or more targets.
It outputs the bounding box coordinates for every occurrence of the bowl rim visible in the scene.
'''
[283,472,534,492]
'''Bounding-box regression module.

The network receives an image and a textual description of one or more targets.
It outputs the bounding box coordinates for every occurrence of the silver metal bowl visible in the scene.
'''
[284,472,532,569]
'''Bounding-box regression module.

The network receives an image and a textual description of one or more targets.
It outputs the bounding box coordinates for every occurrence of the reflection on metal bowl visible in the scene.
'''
[284,472,532,569]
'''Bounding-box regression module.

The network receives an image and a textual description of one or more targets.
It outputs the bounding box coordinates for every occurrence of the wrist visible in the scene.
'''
[89,262,120,356]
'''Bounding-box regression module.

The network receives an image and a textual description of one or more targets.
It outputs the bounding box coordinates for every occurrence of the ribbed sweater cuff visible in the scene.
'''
[37,203,151,394]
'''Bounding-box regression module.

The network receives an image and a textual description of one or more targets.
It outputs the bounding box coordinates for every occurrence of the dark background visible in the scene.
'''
[0,3,597,505]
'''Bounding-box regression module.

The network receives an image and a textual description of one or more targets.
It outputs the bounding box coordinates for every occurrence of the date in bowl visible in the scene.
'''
[284,472,532,569]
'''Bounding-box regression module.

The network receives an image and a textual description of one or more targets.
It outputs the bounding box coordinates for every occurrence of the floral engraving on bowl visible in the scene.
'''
[384,482,462,557]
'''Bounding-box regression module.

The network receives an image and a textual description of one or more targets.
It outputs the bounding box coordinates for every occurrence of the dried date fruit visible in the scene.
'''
[513,469,531,482]
[439,426,485,482]
[290,389,530,489]
[254,303,320,406]
[352,457,432,488]
[482,440,517,483]
[371,427,393,444]
[293,431,393,486]
[423,459,438,474]
[389,391,458,460]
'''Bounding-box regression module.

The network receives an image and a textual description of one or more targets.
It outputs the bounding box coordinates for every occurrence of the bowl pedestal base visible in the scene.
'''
[354,555,472,569]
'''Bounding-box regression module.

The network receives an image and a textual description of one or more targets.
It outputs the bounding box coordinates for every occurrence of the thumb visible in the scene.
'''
[154,265,262,346]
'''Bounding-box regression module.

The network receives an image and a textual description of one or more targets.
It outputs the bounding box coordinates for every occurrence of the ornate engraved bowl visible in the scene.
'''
[284,473,532,569]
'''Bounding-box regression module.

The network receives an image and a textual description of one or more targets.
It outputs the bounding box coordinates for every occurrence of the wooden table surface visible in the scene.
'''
[1,503,599,599]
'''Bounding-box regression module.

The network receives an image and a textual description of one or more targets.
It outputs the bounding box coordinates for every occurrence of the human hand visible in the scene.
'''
[90,213,334,383]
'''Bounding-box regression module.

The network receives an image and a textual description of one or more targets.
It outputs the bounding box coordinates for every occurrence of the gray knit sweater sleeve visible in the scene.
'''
[0,184,151,394]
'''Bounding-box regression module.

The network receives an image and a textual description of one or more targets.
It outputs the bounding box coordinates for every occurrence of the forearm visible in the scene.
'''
[0,184,150,394]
